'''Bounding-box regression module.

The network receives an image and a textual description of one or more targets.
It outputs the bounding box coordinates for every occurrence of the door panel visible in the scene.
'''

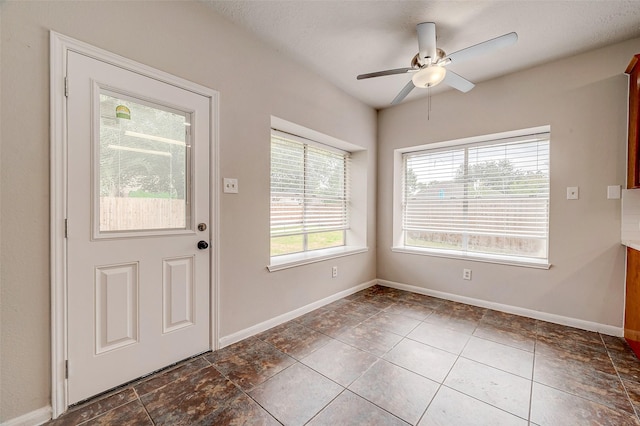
[66,51,211,404]
[163,256,195,333]
[95,263,139,354]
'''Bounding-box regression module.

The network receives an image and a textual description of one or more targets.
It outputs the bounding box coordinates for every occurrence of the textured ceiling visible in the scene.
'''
[204,0,640,109]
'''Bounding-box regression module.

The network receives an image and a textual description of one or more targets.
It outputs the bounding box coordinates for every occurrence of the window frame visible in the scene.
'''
[268,117,368,272]
[270,129,350,256]
[392,126,551,269]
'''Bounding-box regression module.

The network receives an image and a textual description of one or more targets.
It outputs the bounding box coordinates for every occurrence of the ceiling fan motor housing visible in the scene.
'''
[413,48,446,68]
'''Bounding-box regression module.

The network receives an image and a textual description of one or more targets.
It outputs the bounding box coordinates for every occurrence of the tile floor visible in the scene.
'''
[48,285,640,425]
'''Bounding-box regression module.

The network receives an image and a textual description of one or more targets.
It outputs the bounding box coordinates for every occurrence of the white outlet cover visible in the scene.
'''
[223,178,239,194]
[566,186,579,200]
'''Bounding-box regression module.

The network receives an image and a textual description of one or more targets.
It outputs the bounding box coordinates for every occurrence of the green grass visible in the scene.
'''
[271,230,344,256]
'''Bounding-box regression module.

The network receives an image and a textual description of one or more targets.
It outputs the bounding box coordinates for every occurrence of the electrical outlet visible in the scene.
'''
[566,186,579,200]
[332,266,338,278]
[223,178,239,194]
[463,269,472,280]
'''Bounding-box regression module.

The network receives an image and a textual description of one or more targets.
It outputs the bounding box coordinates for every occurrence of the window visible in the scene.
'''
[270,130,350,257]
[398,130,550,266]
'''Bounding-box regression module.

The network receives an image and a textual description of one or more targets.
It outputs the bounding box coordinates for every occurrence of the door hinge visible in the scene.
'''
[65,360,69,379]
[64,219,68,238]
[64,76,69,97]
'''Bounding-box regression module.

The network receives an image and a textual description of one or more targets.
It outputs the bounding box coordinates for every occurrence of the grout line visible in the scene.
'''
[528,334,537,424]
[131,387,156,426]
[601,333,640,422]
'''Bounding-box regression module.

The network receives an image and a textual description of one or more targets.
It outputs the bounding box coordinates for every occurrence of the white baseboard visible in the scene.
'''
[218,279,377,348]
[378,279,623,337]
[1,406,51,426]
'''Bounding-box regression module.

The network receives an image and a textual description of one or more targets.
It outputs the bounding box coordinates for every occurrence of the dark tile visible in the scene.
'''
[602,334,634,355]
[349,359,438,425]
[531,382,640,426]
[257,321,333,360]
[337,322,403,356]
[298,309,362,337]
[361,311,421,336]
[50,290,640,425]
[347,286,401,309]
[402,292,444,310]
[419,386,528,426]
[424,310,480,335]
[534,354,634,414]
[201,393,280,426]
[384,300,434,321]
[383,338,457,383]
[205,337,263,364]
[351,294,397,310]
[611,352,640,384]
[480,309,537,332]
[445,301,487,319]
[536,321,603,346]
[362,284,406,299]
[308,390,409,425]
[473,322,536,352]
[344,289,368,300]
[461,336,534,379]
[624,379,640,415]
[141,366,241,425]
[332,299,381,320]
[294,307,329,325]
[536,335,616,373]
[249,363,342,425]
[302,339,378,386]
[78,400,152,426]
[207,338,295,391]
[444,357,531,419]
[322,298,352,311]
[133,356,210,396]
[408,321,471,355]
[47,388,138,425]
[535,334,610,366]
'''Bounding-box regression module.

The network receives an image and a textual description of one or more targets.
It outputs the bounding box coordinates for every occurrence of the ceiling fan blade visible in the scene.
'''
[416,22,437,64]
[391,80,416,105]
[443,70,475,93]
[357,67,415,80]
[446,32,518,64]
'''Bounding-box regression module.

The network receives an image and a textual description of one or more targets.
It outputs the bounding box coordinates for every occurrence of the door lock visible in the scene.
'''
[197,240,209,250]
[197,223,207,232]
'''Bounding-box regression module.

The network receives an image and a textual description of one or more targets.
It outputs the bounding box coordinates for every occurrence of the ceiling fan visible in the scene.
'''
[357,22,518,105]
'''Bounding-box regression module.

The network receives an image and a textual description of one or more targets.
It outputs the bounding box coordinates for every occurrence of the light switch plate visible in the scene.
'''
[607,185,621,199]
[223,178,238,194]
[567,186,579,200]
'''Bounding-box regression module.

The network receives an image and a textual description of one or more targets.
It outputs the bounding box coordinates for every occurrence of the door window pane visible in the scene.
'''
[98,91,190,232]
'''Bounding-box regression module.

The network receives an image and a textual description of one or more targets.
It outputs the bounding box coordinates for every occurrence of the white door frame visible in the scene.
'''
[49,31,220,418]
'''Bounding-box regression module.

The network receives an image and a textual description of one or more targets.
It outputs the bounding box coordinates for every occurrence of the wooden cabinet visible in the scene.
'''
[626,247,640,356]
[626,54,640,189]
[625,55,640,357]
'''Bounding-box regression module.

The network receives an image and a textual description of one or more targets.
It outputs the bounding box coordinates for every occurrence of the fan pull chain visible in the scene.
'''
[427,86,431,120]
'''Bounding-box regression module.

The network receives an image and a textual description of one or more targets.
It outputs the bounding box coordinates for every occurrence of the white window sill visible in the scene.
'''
[391,246,551,270]
[268,246,368,272]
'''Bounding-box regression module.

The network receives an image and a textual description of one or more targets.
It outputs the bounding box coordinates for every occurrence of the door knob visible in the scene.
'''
[197,240,209,250]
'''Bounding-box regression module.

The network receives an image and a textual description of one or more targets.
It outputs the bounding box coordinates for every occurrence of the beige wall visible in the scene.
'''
[378,38,639,329]
[0,1,377,421]
[1,0,637,421]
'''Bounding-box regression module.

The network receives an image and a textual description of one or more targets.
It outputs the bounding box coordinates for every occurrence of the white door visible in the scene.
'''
[66,51,211,404]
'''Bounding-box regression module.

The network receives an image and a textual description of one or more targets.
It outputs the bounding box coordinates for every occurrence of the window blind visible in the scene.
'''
[270,130,350,255]
[402,133,550,261]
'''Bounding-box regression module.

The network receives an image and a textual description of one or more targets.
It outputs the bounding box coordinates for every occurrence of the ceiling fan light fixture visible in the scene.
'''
[412,65,447,88]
